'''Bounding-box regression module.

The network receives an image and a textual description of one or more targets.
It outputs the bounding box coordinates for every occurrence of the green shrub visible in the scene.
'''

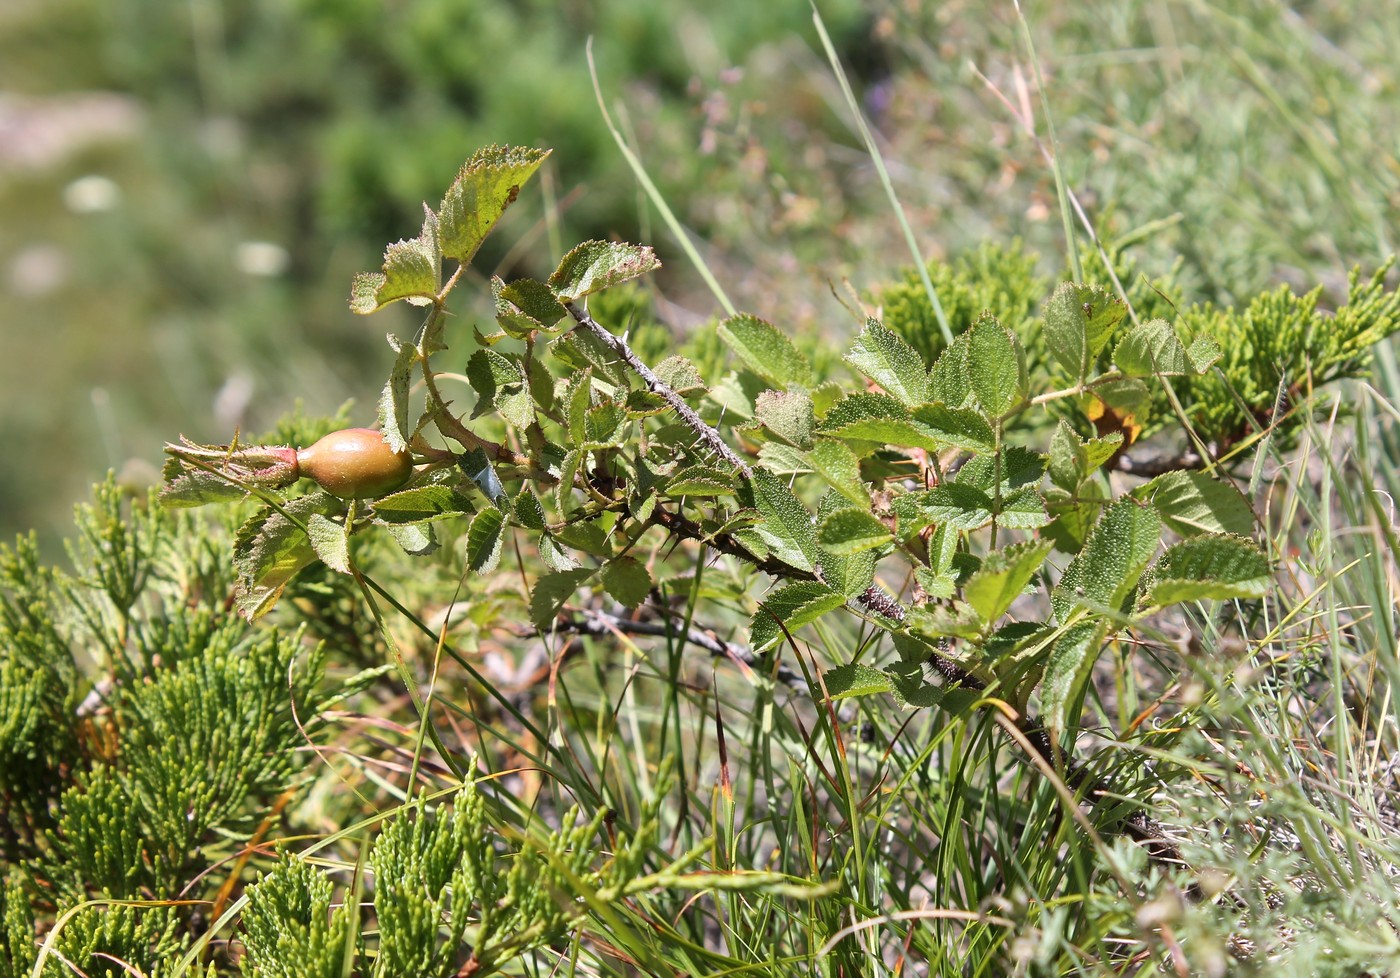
[4,144,1399,975]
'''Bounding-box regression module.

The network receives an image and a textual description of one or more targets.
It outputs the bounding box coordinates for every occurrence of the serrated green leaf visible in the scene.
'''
[730,527,769,561]
[818,393,994,454]
[349,211,441,314]
[372,484,475,525]
[513,491,547,530]
[547,240,660,303]
[555,449,584,517]
[845,318,927,405]
[1044,482,1108,554]
[494,275,569,338]
[1145,534,1270,606]
[754,389,815,447]
[387,522,438,556]
[956,446,1044,492]
[529,568,594,630]
[233,493,341,620]
[818,544,876,598]
[906,602,983,641]
[377,339,417,454]
[929,332,973,407]
[1114,318,1189,376]
[465,508,506,575]
[1043,283,1126,381]
[921,484,995,530]
[583,399,628,448]
[158,451,255,507]
[602,555,653,607]
[1039,620,1105,733]
[914,566,957,600]
[885,659,951,710]
[474,320,508,347]
[466,349,533,430]
[550,326,630,387]
[624,390,669,417]
[757,441,811,476]
[966,315,1024,416]
[708,370,765,422]
[504,277,568,326]
[964,539,1053,624]
[654,355,706,396]
[823,662,894,699]
[928,524,958,575]
[996,486,1051,529]
[809,440,867,506]
[1094,377,1150,412]
[1047,420,1121,491]
[306,513,350,574]
[717,314,813,389]
[566,368,594,447]
[553,518,609,555]
[527,353,557,417]
[820,392,938,451]
[667,465,737,497]
[750,581,845,652]
[538,532,578,572]
[909,403,997,453]
[816,507,892,555]
[1134,470,1256,537]
[437,145,550,263]
[1186,335,1223,373]
[748,469,818,572]
[1052,496,1161,624]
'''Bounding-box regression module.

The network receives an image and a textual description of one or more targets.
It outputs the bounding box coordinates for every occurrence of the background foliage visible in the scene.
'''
[5,0,1399,546]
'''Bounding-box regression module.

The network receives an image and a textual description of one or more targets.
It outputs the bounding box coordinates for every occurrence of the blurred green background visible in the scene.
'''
[3,0,1397,548]
[0,0,874,547]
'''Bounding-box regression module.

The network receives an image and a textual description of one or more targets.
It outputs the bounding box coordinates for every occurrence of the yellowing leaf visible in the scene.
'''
[437,145,550,263]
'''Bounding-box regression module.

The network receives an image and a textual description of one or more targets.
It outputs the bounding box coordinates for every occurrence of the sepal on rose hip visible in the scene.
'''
[161,437,301,507]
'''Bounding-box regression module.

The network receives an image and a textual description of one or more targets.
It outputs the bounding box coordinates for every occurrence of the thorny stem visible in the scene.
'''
[419,359,531,468]
[650,507,815,581]
[564,300,753,478]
